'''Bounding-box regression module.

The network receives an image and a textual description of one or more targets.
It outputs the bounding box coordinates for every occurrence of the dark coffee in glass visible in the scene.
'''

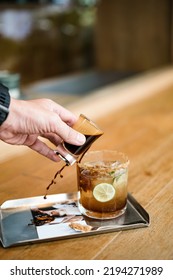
[64,134,102,156]
[56,114,103,165]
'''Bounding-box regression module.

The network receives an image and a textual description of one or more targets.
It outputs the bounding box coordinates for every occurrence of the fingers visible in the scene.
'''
[19,99,86,158]
[51,103,78,126]
[37,98,78,126]
[41,133,62,146]
[53,117,86,145]
[29,99,85,145]
[45,113,85,146]
[42,124,85,147]
[48,103,85,144]
[28,137,61,162]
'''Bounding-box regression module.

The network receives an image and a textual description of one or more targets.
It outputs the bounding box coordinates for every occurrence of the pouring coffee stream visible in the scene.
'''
[43,146,93,199]
[43,163,68,199]
[44,114,103,199]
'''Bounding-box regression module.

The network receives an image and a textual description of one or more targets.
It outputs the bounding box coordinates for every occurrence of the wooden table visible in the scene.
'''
[1,67,173,260]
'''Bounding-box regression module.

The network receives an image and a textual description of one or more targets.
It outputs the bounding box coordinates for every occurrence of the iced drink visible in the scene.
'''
[77,150,129,219]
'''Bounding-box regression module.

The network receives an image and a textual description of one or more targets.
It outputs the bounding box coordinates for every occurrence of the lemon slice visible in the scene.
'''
[93,183,115,202]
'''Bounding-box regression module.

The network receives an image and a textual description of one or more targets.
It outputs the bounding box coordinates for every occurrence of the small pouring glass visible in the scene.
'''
[55,114,103,165]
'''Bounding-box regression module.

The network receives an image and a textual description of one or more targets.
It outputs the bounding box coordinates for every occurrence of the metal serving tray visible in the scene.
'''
[0,192,149,248]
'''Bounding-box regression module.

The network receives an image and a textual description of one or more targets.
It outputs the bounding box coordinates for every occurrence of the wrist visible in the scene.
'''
[0,83,11,125]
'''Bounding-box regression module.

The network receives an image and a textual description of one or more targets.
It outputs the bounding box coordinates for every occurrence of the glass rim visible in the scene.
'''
[77,149,129,169]
[78,114,103,133]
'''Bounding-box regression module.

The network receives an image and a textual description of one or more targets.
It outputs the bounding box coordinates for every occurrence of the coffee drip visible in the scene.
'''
[44,114,103,199]
[44,164,67,199]
[44,145,95,199]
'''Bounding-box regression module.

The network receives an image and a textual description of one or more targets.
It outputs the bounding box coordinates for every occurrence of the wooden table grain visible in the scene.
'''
[1,68,173,260]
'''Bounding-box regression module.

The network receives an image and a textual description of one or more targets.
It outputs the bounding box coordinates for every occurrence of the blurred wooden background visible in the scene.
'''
[95,0,173,71]
[1,0,173,85]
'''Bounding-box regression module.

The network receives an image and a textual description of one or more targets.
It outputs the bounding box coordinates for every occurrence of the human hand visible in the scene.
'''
[0,98,86,161]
